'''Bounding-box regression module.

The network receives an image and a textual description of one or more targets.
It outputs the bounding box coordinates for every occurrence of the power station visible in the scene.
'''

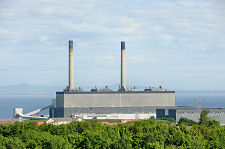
[13,40,225,124]
[49,40,175,118]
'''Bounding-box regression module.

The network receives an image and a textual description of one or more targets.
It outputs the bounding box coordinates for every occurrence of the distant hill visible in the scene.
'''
[0,83,63,95]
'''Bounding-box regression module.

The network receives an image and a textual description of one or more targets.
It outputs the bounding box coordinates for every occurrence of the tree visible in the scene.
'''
[199,109,209,125]
[1,119,225,148]
[157,117,176,123]
[207,120,220,127]
[178,117,197,126]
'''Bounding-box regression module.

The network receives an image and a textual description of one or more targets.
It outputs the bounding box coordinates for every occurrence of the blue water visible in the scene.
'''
[0,94,53,119]
[0,91,225,119]
[176,91,225,108]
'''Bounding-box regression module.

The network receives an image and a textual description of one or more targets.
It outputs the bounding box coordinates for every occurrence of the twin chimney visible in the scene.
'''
[121,41,126,91]
[69,40,74,91]
[67,40,126,92]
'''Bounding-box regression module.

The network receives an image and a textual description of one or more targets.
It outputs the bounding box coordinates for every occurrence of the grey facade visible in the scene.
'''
[176,108,225,124]
[50,106,157,118]
[55,91,175,108]
[51,91,175,118]
[50,91,225,125]
[156,107,225,124]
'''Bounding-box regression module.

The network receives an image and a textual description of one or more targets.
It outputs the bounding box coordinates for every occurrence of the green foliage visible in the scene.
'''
[157,117,176,123]
[178,117,197,126]
[199,109,210,125]
[207,120,220,127]
[0,136,26,149]
[0,119,225,148]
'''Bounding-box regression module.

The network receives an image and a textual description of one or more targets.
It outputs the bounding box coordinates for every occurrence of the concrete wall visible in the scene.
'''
[51,106,157,118]
[81,114,156,120]
[156,107,225,124]
[56,92,175,108]
[51,104,225,124]
[56,93,64,108]
[176,108,225,124]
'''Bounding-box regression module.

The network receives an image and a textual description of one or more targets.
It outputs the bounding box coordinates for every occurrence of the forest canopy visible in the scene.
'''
[0,118,225,149]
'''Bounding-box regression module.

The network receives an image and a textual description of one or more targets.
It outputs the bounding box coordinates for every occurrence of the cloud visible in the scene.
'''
[128,55,156,63]
[0,0,225,90]
[39,35,50,45]
[0,28,10,35]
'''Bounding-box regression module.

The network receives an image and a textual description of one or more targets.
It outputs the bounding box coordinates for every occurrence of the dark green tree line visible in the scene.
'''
[0,118,225,149]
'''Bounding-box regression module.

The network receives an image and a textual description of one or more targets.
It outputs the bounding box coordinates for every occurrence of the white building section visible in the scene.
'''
[13,105,52,120]
[74,113,156,120]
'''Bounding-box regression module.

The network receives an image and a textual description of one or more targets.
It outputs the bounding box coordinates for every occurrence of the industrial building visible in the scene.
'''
[50,40,175,118]
[156,107,225,124]
[49,40,225,124]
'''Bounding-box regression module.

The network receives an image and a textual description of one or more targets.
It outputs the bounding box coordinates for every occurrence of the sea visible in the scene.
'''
[0,91,225,119]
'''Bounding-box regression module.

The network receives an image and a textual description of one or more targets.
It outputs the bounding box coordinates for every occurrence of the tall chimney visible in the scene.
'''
[69,40,74,91]
[121,41,126,90]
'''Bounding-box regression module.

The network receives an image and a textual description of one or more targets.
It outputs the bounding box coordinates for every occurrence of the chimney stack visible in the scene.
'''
[69,40,74,91]
[121,41,126,91]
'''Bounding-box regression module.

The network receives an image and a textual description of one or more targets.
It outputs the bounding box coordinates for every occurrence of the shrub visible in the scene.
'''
[178,117,197,126]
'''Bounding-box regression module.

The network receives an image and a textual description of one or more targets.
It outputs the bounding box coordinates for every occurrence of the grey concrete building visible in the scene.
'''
[50,91,175,118]
[156,107,225,124]
[50,40,225,125]
[50,40,176,118]
[56,91,175,108]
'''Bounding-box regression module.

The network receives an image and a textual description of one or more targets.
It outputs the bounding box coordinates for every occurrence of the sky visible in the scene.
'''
[0,0,225,91]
